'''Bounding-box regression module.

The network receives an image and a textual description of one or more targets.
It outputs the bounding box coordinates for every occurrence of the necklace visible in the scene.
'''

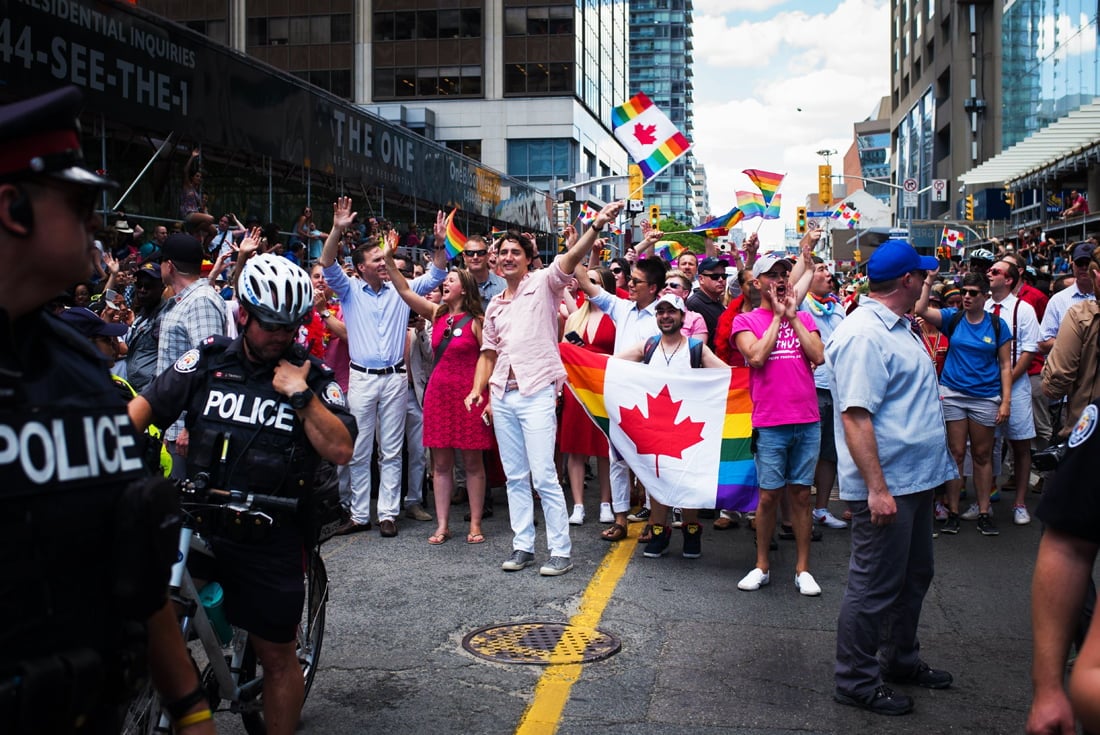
[659,337,684,366]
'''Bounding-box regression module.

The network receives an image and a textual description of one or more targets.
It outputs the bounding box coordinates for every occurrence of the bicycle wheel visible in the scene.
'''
[119,679,169,735]
[238,548,329,735]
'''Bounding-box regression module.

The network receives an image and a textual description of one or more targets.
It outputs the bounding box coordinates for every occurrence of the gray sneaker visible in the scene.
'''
[539,556,574,576]
[501,550,536,572]
[404,503,433,522]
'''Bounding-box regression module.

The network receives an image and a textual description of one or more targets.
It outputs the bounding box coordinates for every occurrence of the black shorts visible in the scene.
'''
[207,526,306,644]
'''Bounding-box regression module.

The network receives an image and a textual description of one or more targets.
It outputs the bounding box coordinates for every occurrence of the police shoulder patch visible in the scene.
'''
[322,382,346,408]
[1068,403,1098,449]
[174,348,201,374]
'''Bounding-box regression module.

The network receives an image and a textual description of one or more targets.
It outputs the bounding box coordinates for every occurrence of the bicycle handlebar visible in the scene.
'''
[179,476,299,513]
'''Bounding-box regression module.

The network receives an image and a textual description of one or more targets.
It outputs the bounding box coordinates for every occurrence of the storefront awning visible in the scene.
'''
[959,99,1100,186]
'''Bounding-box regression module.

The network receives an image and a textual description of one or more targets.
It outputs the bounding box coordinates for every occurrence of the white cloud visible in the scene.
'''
[689,0,890,245]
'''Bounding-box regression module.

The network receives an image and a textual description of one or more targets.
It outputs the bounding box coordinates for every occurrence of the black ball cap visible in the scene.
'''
[160,233,204,269]
[57,306,127,338]
[0,86,116,189]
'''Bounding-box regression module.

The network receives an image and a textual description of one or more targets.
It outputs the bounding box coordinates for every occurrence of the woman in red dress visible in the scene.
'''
[559,267,616,526]
[384,243,492,545]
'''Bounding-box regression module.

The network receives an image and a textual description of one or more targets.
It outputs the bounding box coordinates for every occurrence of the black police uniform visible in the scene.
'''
[1,309,163,734]
[1036,400,1100,543]
[141,335,355,643]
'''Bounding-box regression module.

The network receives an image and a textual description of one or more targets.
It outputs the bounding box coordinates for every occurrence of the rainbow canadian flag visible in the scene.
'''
[560,343,759,511]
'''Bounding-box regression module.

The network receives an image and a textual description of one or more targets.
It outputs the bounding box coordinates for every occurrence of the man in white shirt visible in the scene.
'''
[985,260,1040,525]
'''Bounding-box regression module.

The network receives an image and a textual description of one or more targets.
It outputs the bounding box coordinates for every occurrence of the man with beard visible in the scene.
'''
[615,293,725,558]
[130,252,355,735]
[122,261,168,392]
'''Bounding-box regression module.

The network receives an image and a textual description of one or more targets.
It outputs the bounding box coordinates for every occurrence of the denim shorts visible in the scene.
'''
[754,422,821,490]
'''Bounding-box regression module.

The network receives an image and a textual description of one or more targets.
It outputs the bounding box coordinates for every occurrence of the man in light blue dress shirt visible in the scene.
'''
[320,197,448,537]
[827,239,958,716]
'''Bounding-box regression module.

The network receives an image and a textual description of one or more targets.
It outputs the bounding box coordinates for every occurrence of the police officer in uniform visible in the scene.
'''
[1028,400,1100,735]
[0,88,214,733]
[129,252,355,735]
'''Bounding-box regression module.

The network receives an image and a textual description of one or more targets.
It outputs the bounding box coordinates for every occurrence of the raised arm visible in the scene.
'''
[557,201,626,275]
[430,210,449,271]
[320,197,356,268]
[915,271,944,328]
[382,230,437,320]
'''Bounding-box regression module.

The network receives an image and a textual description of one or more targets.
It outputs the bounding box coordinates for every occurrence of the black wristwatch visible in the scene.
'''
[288,388,314,410]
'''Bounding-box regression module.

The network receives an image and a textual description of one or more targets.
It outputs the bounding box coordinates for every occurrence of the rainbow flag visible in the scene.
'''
[654,240,686,262]
[736,190,768,220]
[490,226,504,239]
[559,343,759,511]
[763,192,782,220]
[831,201,861,229]
[743,169,785,207]
[692,205,744,233]
[443,209,466,257]
[940,226,964,248]
[611,92,693,181]
[576,202,597,227]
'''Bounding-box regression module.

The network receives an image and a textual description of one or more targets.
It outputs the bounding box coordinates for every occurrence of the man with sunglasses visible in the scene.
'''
[156,231,229,479]
[465,233,506,303]
[687,256,728,352]
[122,261,169,393]
[1039,242,1097,357]
[0,86,215,734]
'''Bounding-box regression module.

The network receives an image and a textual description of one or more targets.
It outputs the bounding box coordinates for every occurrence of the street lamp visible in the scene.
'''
[816,149,837,166]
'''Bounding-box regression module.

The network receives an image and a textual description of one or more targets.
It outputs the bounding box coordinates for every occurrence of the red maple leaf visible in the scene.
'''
[633,122,658,146]
[619,385,705,477]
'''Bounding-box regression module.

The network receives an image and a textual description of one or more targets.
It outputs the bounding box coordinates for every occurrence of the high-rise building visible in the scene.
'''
[628,0,696,225]
[692,164,709,224]
[142,0,632,203]
[842,97,892,207]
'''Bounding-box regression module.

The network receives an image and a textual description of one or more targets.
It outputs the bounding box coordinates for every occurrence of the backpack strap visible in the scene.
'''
[433,314,474,363]
[641,335,660,365]
[688,337,703,368]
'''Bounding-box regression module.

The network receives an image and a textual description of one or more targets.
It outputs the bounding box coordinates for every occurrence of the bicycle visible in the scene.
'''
[121,476,328,735]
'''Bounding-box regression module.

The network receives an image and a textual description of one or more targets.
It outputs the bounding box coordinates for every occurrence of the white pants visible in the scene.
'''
[404,385,426,507]
[609,455,633,514]
[492,385,572,557]
[347,369,406,524]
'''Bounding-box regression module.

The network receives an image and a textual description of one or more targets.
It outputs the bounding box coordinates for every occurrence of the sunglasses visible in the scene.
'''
[629,278,650,286]
[960,288,984,297]
[988,267,1007,276]
[663,282,687,290]
[255,316,303,333]
[442,313,464,339]
[464,249,487,257]
[700,272,727,280]
[609,267,623,274]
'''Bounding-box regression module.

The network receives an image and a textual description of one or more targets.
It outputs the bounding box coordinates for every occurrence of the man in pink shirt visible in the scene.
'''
[733,253,825,596]
[466,200,624,576]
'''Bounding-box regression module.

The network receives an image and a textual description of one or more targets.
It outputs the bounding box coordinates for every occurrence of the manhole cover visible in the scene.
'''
[462,622,621,665]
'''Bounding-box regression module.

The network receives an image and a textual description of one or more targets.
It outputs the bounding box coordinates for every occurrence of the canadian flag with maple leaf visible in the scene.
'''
[559,343,759,512]
[611,92,693,182]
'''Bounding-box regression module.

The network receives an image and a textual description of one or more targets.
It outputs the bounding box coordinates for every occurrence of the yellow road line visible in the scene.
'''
[514,526,638,735]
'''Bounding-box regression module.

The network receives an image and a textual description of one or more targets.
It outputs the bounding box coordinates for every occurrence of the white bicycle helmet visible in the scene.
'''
[238,253,313,326]
[969,248,994,261]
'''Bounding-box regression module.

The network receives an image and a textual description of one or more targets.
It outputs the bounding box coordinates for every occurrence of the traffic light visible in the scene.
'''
[796,206,808,234]
[818,165,833,205]
[1003,186,1015,208]
[628,164,644,200]
[649,204,660,227]
[853,249,862,263]
[964,194,975,221]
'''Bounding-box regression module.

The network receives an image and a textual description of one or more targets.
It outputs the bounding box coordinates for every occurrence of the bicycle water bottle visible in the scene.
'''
[198,582,234,645]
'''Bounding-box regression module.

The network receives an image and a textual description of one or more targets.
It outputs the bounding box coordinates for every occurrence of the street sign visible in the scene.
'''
[807,211,832,218]
[902,177,918,209]
[902,178,918,192]
[627,199,644,213]
[931,179,947,202]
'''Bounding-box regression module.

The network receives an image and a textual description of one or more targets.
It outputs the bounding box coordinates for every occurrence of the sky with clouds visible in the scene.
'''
[690,0,890,245]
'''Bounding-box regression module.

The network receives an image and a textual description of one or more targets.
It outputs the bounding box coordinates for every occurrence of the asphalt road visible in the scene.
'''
[213,483,1053,735]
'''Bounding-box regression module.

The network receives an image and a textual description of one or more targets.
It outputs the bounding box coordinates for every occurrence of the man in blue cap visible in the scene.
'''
[826,238,959,716]
[0,87,213,733]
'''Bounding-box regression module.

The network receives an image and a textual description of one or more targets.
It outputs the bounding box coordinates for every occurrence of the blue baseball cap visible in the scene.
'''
[866,239,939,282]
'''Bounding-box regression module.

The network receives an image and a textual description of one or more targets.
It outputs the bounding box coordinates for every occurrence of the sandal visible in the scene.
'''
[600,523,627,542]
[466,532,486,545]
[638,523,655,543]
[428,530,452,545]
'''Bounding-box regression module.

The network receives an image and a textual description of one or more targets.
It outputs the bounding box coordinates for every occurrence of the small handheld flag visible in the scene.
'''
[612,92,692,182]
[742,169,785,207]
[443,209,467,258]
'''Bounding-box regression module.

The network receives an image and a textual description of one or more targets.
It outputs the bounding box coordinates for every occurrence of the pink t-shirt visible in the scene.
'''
[731,308,820,427]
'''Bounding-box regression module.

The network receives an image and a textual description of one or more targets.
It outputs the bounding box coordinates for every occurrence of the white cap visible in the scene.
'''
[654,293,685,312]
[752,254,792,278]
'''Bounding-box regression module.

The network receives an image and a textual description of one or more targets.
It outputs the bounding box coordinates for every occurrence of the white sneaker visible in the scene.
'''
[934,501,949,521]
[796,571,822,597]
[599,502,614,524]
[737,568,770,591]
[813,508,848,529]
[568,505,585,526]
[671,507,684,528]
[960,502,982,521]
[1013,505,1032,526]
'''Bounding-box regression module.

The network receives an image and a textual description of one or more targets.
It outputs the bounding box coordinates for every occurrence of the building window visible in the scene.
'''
[374,9,482,41]
[507,139,576,180]
[374,66,483,99]
[504,63,574,95]
[504,6,574,36]
[445,140,482,162]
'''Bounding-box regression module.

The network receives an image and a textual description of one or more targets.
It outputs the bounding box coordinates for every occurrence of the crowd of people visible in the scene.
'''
[7,83,1100,732]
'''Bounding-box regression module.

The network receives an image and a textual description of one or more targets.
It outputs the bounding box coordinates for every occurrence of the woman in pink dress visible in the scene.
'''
[384,244,492,545]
